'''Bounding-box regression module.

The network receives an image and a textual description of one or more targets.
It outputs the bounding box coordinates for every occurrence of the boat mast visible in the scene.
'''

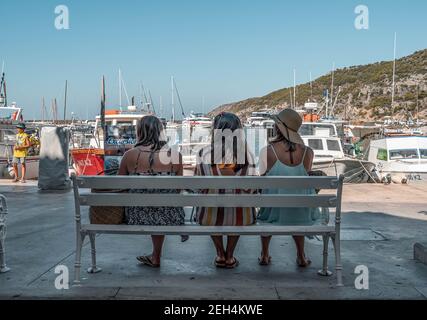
[100,76,106,131]
[0,61,7,107]
[309,72,313,100]
[173,77,186,118]
[63,80,68,121]
[171,76,175,123]
[293,69,296,109]
[391,32,397,115]
[119,68,122,110]
[329,62,335,119]
[41,97,46,123]
[149,90,156,115]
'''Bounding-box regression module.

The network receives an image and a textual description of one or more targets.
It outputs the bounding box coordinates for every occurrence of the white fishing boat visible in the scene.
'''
[245,111,275,128]
[366,136,427,181]
[300,122,376,183]
[182,112,212,129]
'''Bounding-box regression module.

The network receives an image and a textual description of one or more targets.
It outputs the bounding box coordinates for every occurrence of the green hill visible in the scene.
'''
[210,49,427,122]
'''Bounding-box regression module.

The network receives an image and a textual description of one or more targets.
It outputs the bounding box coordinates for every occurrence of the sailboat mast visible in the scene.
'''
[329,63,335,119]
[171,76,175,122]
[391,32,397,112]
[41,97,45,122]
[309,72,313,100]
[119,68,122,110]
[63,80,68,121]
[293,69,296,109]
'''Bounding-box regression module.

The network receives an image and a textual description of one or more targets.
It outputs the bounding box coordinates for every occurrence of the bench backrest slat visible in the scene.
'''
[76,176,340,190]
[79,193,338,208]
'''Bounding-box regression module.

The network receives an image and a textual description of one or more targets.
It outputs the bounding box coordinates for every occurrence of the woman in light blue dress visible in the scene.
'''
[258,108,320,267]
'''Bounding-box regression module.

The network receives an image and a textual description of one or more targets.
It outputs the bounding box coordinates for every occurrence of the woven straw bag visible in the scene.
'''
[89,189,125,225]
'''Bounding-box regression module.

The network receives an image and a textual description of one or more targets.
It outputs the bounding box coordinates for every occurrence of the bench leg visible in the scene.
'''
[317,235,332,277]
[331,235,344,287]
[87,233,102,274]
[74,231,86,284]
[0,224,10,273]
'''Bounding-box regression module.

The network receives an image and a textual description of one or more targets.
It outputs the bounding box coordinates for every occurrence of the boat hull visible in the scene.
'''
[71,148,104,176]
[312,158,377,183]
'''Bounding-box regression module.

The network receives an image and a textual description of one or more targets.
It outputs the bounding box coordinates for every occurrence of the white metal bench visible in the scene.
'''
[72,174,345,286]
[0,194,10,273]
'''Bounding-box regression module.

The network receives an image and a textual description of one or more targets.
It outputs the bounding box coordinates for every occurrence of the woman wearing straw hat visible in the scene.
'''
[258,108,320,267]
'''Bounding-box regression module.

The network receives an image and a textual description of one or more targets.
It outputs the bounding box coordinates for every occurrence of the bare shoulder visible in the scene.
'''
[305,146,314,159]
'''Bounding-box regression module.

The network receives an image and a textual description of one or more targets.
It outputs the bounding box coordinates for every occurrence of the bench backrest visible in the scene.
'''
[72,174,344,230]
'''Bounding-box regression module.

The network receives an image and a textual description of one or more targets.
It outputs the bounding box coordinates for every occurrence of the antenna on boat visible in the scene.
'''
[391,32,397,114]
[63,80,68,121]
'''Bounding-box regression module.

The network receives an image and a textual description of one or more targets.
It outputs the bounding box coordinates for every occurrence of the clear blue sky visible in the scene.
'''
[1,0,427,120]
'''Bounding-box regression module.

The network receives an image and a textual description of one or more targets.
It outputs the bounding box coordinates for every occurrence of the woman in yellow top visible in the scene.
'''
[13,123,31,183]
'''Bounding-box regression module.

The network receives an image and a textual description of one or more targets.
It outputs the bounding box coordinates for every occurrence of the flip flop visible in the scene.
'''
[225,258,240,269]
[296,256,312,268]
[258,256,272,266]
[214,258,227,268]
[137,255,160,268]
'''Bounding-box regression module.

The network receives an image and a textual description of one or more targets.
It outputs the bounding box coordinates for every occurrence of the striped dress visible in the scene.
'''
[194,148,257,226]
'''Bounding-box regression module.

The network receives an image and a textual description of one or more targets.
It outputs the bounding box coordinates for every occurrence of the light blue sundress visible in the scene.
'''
[258,145,323,226]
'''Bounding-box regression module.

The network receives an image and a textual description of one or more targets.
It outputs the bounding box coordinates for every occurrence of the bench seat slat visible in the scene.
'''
[77,176,340,190]
[81,224,336,236]
[79,193,337,208]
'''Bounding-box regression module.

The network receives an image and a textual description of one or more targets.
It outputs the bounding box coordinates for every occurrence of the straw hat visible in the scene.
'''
[271,108,304,145]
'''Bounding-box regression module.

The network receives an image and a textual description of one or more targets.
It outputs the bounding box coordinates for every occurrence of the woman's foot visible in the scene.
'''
[258,255,272,266]
[214,257,227,268]
[137,255,160,268]
[225,257,239,269]
[12,178,19,183]
[296,255,312,268]
[20,179,26,184]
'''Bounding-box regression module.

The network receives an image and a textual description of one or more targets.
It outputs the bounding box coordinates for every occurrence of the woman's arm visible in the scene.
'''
[118,152,129,175]
[303,147,314,172]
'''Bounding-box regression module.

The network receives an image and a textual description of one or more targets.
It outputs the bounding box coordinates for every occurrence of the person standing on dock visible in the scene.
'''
[12,123,31,183]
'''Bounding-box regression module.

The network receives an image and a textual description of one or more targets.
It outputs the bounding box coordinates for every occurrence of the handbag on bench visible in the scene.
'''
[89,189,125,225]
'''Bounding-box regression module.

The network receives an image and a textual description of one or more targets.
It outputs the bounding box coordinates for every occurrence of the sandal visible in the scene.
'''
[225,258,240,269]
[214,257,227,268]
[258,255,272,266]
[137,255,160,268]
[296,255,312,268]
